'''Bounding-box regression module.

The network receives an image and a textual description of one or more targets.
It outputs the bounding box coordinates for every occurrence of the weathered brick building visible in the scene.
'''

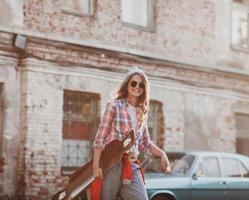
[0,0,249,199]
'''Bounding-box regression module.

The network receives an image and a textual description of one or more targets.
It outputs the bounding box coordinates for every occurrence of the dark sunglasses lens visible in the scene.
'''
[139,83,145,89]
[130,81,145,89]
[130,81,137,87]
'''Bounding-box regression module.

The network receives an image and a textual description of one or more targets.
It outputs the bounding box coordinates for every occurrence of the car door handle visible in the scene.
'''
[220,181,227,185]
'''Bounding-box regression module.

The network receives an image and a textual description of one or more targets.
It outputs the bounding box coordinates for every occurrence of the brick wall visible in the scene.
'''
[19,61,124,199]
[23,0,217,68]
[0,54,20,198]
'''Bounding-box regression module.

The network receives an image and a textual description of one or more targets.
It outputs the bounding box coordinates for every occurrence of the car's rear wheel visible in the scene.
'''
[152,194,174,200]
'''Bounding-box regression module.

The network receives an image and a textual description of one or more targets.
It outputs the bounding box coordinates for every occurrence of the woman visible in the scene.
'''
[92,67,170,200]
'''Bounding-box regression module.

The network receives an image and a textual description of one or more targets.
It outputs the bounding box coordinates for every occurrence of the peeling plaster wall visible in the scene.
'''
[22,0,249,72]
[150,79,244,153]
[23,0,217,68]
[184,94,236,152]
[0,56,20,198]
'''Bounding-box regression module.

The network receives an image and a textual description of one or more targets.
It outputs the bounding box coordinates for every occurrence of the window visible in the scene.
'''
[240,162,249,177]
[171,154,195,175]
[121,0,154,31]
[232,0,249,51]
[235,113,249,156]
[61,90,100,174]
[148,100,165,148]
[222,158,242,177]
[195,162,205,177]
[203,157,220,177]
[61,0,94,16]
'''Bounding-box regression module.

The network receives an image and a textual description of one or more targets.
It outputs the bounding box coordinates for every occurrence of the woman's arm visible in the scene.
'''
[93,148,103,179]
[92,102,115,178]
[150,143,171,173]
[92,102,115,149]
[138,123,171,173]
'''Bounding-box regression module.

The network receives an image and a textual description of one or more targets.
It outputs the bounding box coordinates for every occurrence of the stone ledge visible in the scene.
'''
[0,26,249,78]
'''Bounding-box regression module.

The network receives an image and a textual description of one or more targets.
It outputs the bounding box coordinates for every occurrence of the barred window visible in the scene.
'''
[61,90,100,174]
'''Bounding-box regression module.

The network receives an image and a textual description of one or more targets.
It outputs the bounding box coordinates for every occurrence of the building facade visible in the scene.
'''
[0,0,249,199]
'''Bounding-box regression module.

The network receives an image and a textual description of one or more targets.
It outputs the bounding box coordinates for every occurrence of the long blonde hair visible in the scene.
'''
[115,69,150,123]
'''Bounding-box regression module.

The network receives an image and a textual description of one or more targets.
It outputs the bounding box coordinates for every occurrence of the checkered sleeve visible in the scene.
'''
[92,102,115,150]
[138,122,153,153]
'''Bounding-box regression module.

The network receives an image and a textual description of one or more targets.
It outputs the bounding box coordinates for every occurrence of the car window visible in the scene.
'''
[222,158,241,177]
[195,162,205,177]
[203,157,220,177]
[171,154,195,175]
[143,153,195,175]
[240,162,249,178]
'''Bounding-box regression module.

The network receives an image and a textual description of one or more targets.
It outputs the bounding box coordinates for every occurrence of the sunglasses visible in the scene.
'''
[129,80,145,89]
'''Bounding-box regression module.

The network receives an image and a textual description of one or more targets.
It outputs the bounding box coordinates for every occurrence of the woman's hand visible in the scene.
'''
[160,152,171,173]
[149,144,171,173]
[93,166,103,179]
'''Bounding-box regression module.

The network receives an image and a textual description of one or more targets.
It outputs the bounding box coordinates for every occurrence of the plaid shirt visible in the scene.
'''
[92,99,153,154]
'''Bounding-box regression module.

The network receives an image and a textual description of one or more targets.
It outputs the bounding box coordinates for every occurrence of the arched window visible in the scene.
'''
[148,100,165,149]
[235,113,249,156]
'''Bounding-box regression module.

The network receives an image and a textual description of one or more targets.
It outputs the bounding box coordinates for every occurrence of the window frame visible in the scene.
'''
[121,0,155,32]
[194,161,205,178]
[147,100,165,148]
[221,157,242,178]
[235,113,249,156]
[61,0,94,17]
[203,156,221,178]
[239,160,249,178]
[61,90,100,175]
[231,1,249,53]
